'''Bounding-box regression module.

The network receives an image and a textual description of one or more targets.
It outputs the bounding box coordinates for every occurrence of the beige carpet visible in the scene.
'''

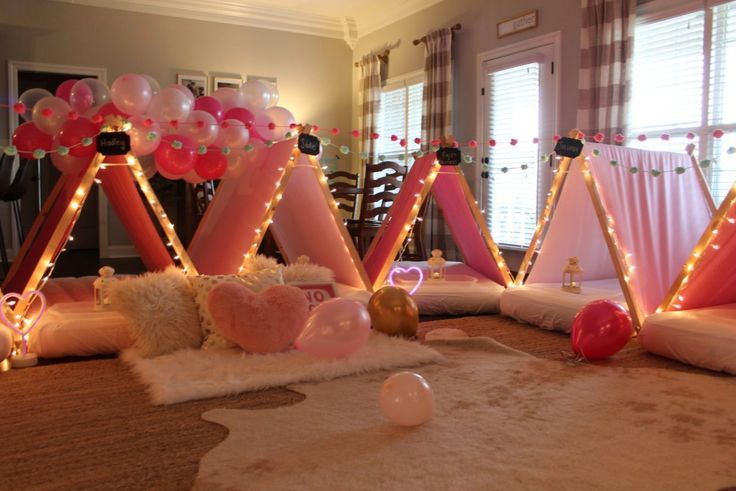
[0,315,727,489]
[196,337,736,490]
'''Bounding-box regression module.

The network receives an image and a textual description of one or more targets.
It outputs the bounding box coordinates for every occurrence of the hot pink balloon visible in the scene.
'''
[194,96,224,122]
[215,119,250,149]
[211,87,241,112]
[295,298,371,359]
[12,122,53,158]
[69,78,110,115]
[148,87,192,125]
[253,106,295,142]
[154,134,196,175]
[55,79,78,102]
[571,300,632,360]
[95,102,130,122]
[31,96,71,135]
[111,73,152,116]
[127,116,161,156]
[58,117,100,157]
[156,165,184,180]
[223,107,255,128]
[194,145,227,180]
[180,110,218,145]
[183,168,206,184]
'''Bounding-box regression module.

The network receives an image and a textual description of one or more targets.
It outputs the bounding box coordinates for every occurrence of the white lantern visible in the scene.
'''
[93,266,115,310]
[427,249,446,280]
[562,257,583,294]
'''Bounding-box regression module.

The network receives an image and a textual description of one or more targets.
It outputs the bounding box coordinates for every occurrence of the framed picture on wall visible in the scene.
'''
[177,73,208,97]
[213,76,242,91]
[246,75,277,88]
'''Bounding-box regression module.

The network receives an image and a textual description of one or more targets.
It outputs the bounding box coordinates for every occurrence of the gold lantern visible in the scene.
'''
[562,257,583,294]
[427,249,446,280]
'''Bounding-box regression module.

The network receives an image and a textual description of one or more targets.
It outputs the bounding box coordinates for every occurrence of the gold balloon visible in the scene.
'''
[368,286,419,337]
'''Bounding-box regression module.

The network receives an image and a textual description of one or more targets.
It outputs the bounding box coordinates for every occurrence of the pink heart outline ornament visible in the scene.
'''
[387,266,424,296]
[0,290,47,356]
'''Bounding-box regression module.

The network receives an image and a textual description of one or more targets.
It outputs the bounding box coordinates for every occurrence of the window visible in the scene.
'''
[480,38,558,248]
[628,1,736,203]
[375,73,423,163]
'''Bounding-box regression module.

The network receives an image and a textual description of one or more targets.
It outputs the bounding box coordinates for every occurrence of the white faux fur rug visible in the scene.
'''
[121,332,443,405]
[195,337,736,490]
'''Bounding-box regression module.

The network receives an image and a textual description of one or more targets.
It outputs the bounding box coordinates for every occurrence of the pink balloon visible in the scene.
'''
[211,87,241,112]
[154,134,196,175]
[239,80,271,112]
[571,300,632,360]
[18,88,52,122]
[156,165,184,180]
[253,106,295,142]
[127,116,161,156]
[183,168,205,184]
[222,138,267,179]
[295,298,371,359]
[95,102,130,123]
[180,110,218,145]
[379,372,434,426]
[111,73,152,116]
[167,83,195,107]
[148,87,192,124]
[214,119,249,149]
[50,148,93,174]
[12,122,53,158]
[69,78,110,115]
[31,96,71,135]
[138,154,157,178]
[55,79,78,102]
[223,107,255,128]
[194,96,224,122]
[58,117,100,157]
[194,145,227,180]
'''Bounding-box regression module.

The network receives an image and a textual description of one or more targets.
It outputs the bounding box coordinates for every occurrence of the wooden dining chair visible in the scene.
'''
[326,170,361,220]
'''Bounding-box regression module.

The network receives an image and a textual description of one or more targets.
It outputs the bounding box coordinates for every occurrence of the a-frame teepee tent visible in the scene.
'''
[188,138,372,291]
[638,180,736,374]
[362,152,512,291]
[503,141,715,330]
[3,151,197,314]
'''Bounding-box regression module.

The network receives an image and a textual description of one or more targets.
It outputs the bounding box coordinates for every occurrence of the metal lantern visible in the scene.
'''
[93,266,115,310]
[427,249,446,280]
[562,256,583,294]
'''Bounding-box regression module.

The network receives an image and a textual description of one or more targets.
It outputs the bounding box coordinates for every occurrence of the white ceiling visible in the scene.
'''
[53,0,443,47]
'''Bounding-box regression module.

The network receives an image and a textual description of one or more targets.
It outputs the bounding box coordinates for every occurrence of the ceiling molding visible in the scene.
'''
[52,0,442,47]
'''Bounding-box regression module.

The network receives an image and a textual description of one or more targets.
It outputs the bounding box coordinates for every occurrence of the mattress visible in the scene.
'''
[387,261,505,316]
[500,278,627,333]
[640,304,736,374]
[29,301,134,358]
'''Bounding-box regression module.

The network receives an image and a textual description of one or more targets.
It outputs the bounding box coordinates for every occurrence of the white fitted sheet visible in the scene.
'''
[640,304,736,374]
[386,261,505,316]
[500,278,627,333]
[29,301,134,358]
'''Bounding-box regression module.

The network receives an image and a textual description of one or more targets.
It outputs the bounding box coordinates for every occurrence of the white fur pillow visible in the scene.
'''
[190,268,284,350]
[282,255,335,284]
[108,267,202,358]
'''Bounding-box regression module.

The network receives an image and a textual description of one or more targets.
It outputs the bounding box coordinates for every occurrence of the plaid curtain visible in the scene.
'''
[359,53,383,164]
[576,0,636,139]
[420,28,458,260]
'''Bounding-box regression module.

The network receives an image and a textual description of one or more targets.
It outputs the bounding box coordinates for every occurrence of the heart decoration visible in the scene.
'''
[0,291,47,356]
[388,266,424,296]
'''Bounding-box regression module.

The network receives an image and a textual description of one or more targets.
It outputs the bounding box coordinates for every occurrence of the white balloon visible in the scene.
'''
[379,372,434,426]
[211,87,241,112]
[239,80,271,112]
[261,80,279,108]
[18,88,53,121]
[253,106,295,142]
[142,74,161,95]
[147,87,192,123]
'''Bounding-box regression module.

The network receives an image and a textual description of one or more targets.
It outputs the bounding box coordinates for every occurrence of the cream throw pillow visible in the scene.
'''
[108,267,201,358]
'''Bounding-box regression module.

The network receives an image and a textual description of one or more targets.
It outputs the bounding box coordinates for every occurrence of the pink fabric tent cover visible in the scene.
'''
[188,142,367,289]
[675,192,736,310]
[529,143,712,315]
[188,140,294,275]
[3,159,173,294]
[363,153,506,286]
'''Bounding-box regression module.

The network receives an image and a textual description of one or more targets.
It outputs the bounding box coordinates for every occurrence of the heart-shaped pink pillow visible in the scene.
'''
[208,282,309,354]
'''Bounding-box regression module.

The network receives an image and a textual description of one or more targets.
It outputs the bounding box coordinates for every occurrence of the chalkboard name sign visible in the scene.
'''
[436,146,462,166]
[96,132,131,155]
[553,137,584,158]
[298,133,321,155]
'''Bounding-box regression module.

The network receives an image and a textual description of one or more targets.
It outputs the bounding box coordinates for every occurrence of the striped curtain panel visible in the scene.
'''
[577,0,636,140]
[359,54,383,164]
[421,28,458,260]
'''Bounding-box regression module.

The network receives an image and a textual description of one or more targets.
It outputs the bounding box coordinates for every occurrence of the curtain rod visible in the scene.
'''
[354,50,390,68]
[413,23,462,46]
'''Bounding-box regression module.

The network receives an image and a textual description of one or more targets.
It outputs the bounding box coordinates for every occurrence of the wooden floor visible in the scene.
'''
[0,314,715,490]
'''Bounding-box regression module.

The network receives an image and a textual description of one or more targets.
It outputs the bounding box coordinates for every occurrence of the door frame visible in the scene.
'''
[6,61,134,260]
